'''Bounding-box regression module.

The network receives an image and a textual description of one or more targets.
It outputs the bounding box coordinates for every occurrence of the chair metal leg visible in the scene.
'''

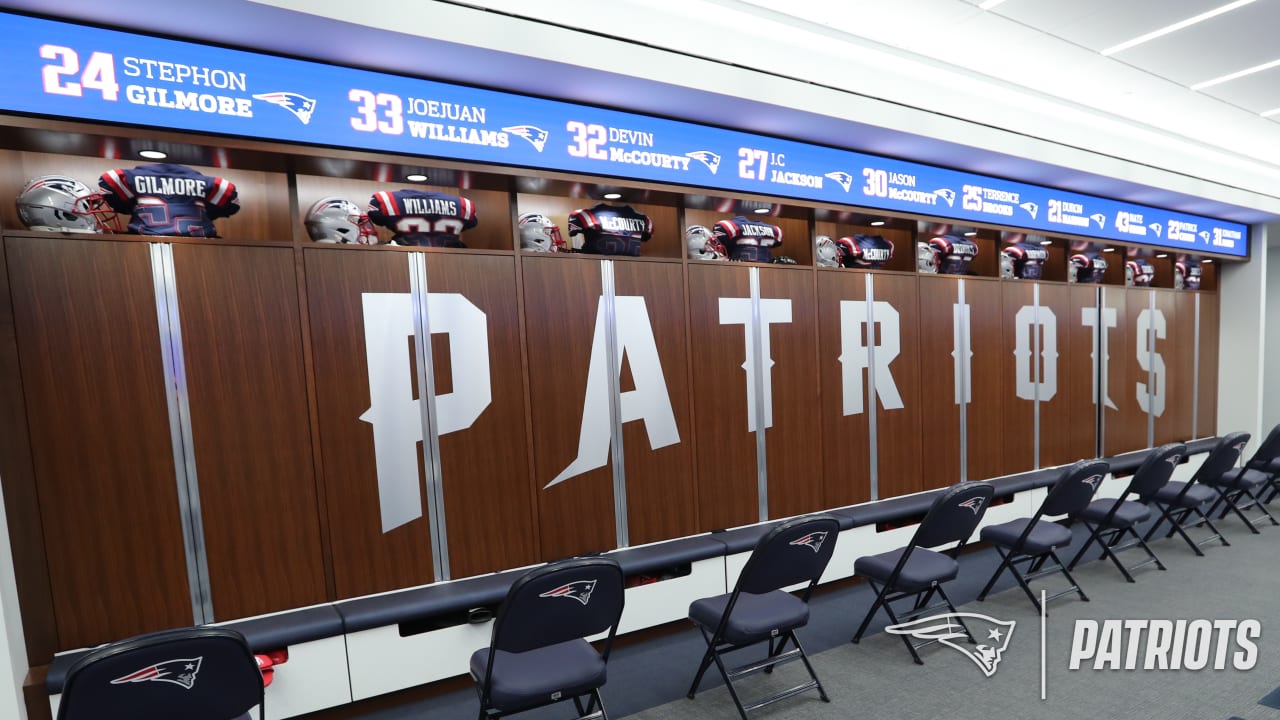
[977,548,1013,602]
[708,644,751,720]
[851,581,888,644]
[879,596,924,664]
[1051,550,1089,602]
[1213,487,1261,534]
[790,632,830,703]
[686,628,718,699]
[1066,526,1101,570]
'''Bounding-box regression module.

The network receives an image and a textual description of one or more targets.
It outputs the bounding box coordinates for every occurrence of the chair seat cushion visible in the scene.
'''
[1081,498,1151,527]
[688,591,809,646]
[854,547,958,591]
[469,639,605,712]
[1264,457,1280,474]
[1204,468,1269,489]
[980,518,1072,555]
[1153,481,1215,507]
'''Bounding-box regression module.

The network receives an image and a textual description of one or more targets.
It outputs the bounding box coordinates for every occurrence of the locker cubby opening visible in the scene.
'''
[684,195,812,266]
[513,176,683,260]
[623,562,692,589]
[812,211,916,273]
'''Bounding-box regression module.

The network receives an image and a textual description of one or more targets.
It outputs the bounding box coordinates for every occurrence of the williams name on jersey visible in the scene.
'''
[367,189,478,247]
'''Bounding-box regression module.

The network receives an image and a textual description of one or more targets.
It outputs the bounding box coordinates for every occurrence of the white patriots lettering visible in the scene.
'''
[133,176,207,196]
[598,216,647,233]
[402,197,459,215]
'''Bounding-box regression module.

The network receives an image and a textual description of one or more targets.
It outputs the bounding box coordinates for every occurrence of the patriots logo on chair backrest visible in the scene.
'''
[110,657,203,690]
[886,613,1015,677]
[789,531,829,553]
[958,497,985,514]
[1165,454,1181,466]
[539,579,598,606]
[1082,474,1104,490]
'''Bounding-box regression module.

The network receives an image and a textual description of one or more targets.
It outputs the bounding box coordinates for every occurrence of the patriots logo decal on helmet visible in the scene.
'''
[111,657,203,690]
[539,579,598,606]
[958,496,985,514]
[686,150,722,174]
[886,613,1015,677]
[789,531,829,553]
[933,188,956,207]
[503,125,549,152]
[1020,201,1039,219]
[252,92,317,124]
[1090,213,1107,228]
[1082,474,1104,490]
[825,171,853,192]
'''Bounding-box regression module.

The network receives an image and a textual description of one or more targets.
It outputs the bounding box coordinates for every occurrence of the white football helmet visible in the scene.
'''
[16,175,118,233]
[686,224,727,261]
[518,212,566,252]
[916,242,940,273]
[815,235,842,267]
[305,197,378,244]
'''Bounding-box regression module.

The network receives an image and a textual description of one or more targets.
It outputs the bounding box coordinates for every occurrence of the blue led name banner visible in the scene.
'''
[0,12,1248,256]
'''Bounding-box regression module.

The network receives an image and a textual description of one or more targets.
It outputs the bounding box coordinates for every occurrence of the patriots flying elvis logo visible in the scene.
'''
[1149,223,1163,237]
[789,531,829,552]
[933,188,956,207]
[686,150,722,174]
[958,497,985,514]
[825,171,854,192]
[252,92,316,124]
[1199,230,1211,242]
[111,657,203,690]
[539,579,598,606]
[886,613,1015,677]
[1165,454,1181,466]
[1020,201,1039,219]
[503,125,549,152]
[1090,213,1107,228]
[1082,474,1103,490]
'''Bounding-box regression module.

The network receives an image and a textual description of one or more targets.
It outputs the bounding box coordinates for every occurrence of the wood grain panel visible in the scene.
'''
[965,278,1009,480]
[2,151,287,241]
[8,237,192,648]
[1040,283,1094,466]
[424,253,541,575]
[1103,288,1147,454]
[1000,282,1037,473]
[612,261,698,544]
[1154,290,1194,445]
[517,194,679,258]
[757,266,823,518]
[0,236,57,663]
[1196,292,1220,437]
[1065,285,1104,463]
[688,263,757,530]
[172,245,327,619]
[816,269,871,507]
[298,175,514,250]
[871,273,925,498]
[916,275,962,487]
[522,256,615,558]
[304,249,435,598]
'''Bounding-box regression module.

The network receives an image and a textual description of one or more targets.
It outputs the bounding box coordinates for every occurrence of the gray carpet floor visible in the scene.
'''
[358,510,1280,720]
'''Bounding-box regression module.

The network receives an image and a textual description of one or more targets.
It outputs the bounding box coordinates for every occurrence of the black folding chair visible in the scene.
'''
[977,460,1107,612]
[1068,444,1185,581]
[1143,433,1249,555]
[58,627,264,720]
[471,557,625,720]
[1202,425,1280,532]
[686,515,840,720]
[851,482,995,664]
[1254,424,1280,504]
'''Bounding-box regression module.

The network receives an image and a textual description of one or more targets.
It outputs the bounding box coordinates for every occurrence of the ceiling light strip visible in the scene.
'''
[1101,0,1256,56]
[1193,57,1280,91]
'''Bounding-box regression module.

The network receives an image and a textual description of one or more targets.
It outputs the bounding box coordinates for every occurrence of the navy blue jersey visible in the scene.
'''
[836,234,894,269]
[567,203,653,256]
[1175,260,1201,290]
[928,235,978,275]
[713,216,782,263]
[368,189,477,247]
[1069,253,1108,283]
[1125,259,1155,287]
[99,164,239,237]
[1000,242,1048,280]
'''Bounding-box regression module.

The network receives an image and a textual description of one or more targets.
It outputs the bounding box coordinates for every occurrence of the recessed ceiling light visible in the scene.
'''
[1102,0,1256,57]
[753,207,770,214]
[1102,247,1116,252]
[1157,253,1169,258]
[1203,259,1214,263]
[1192,56,1280,91]
[603,192,622,200]
[870,220,886,226]
[1039,240,1053,246]
[963,231,977,237]
[405,173,428,182]
[138,149,167,160]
